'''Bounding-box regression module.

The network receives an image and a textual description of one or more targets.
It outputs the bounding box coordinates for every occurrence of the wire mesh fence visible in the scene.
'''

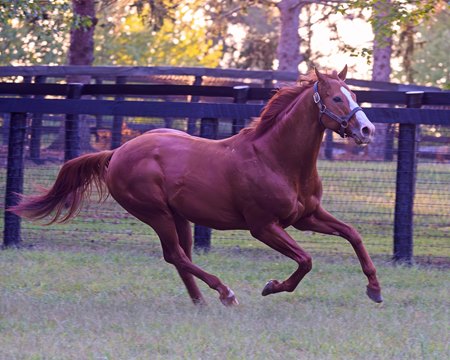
[1,114,448,260]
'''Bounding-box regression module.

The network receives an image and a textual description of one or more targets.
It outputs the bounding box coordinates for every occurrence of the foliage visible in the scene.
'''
[95,1,222,66]
[409,6,449,88]
[0,0,223,67]
[0,0,69,23]
[337,0,442,59]
[132,0,178,31]
[340,0,438,40]
[221,5,279,70]
[200,0,278,69]
[0,0,71,65]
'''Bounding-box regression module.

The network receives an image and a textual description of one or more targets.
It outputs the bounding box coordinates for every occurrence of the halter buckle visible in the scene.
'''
[313,92,321,104]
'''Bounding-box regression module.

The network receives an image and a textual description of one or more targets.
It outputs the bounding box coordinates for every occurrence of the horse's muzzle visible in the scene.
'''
[352,112,375,145]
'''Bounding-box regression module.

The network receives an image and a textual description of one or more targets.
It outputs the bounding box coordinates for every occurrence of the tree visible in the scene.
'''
[397,3,449,88]
[69,0,96,67]
[202,0,345,73]
[245,1,343,73]
[0,0,221,67]
[370,0,393,160]
[221,5,279,70]
[338,0,441,160]
[66,0,97,155]
[276,0,302,72]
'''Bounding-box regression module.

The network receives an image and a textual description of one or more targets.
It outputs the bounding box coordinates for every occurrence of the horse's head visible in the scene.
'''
[313,66,375,145]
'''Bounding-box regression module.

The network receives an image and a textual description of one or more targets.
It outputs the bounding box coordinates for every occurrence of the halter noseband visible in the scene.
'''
[313,82,363,138]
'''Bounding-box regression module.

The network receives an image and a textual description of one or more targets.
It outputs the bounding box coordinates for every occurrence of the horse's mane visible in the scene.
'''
[241,71,318,138]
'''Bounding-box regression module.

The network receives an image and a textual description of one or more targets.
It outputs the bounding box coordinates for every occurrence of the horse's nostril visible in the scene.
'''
[361,126,371,137]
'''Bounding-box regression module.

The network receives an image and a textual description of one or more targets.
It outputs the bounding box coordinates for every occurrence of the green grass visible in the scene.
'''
[0,247,448,359]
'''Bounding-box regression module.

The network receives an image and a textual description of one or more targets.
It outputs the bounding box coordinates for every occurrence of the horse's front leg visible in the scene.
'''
[249,223,313,296]
[294,206,383,303]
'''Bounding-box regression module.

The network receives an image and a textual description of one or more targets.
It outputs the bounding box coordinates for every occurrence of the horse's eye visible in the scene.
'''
[333,96,343,103]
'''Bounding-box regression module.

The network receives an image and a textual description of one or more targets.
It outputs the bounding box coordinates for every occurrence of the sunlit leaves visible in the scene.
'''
[0,0,223,67]
[0,0,71,65]
[409,7,450,87]
[336,0,446,74]
[94,1,223,66]
[338,0,441,44]
[132,0,178,31]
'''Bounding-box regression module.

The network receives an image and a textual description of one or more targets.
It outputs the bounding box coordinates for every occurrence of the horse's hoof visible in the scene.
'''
[192,298,207,306]
[262,280,279,296]
[220,287,239,306]
[366,286,383,303]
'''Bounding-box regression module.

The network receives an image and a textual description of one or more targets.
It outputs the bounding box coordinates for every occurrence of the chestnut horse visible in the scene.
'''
[10,66,383,305]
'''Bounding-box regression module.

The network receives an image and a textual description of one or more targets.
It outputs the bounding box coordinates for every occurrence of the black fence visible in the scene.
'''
[1,78,449,264]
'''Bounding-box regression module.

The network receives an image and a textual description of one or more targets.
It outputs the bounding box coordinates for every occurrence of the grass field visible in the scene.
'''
[0,245,448,359]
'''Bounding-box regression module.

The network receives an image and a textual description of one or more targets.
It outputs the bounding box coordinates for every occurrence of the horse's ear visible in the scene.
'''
[338,65,348,80]
[314,67,326,83]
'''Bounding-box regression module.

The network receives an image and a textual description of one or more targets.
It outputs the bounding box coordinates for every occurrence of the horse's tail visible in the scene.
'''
[8,150,115,224]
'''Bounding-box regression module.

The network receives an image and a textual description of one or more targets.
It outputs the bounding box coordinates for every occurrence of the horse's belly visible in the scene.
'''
[178,207,247,230]
[168,188,247,230]
[187,211,247,231]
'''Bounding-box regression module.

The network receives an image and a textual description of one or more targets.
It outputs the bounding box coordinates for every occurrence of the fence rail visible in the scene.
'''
[1,79,449,264]
[0,65,442,91]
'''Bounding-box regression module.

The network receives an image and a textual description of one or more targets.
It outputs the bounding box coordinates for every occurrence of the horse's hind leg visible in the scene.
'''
[150,212,238,306]
[173,215,206,305]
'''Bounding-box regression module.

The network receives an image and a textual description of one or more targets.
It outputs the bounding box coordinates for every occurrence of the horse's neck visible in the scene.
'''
[257,89,324,178]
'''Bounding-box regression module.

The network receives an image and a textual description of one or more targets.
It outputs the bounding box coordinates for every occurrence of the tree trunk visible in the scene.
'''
[368,0,393,160]
[69,0,97,152]
[50,0,97,154]
[276,0,302,73]
[69,0,96,68]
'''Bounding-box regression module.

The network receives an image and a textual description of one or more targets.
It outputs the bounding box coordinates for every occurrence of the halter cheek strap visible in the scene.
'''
[313,82,363,138]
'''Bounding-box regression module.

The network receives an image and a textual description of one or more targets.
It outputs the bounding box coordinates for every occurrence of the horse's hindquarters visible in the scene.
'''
[105,132,247,230]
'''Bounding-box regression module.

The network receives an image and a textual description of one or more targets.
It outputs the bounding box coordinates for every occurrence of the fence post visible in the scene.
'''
[232,85,249,135]
[393,91,423,264]
[3,112,27,247]
[29,75,47,162]
[3,76,30,146]
[2,112,10,146]
[384,124,395,161]
[65,83,83,162]
[324,129,334,160]
[187,76,203,135]
[194,226,212,253]
[94,77,103,142]
[194,117,219,252]
[111,76,126,149]
[199,117,218,139]
[263,78,273,88]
